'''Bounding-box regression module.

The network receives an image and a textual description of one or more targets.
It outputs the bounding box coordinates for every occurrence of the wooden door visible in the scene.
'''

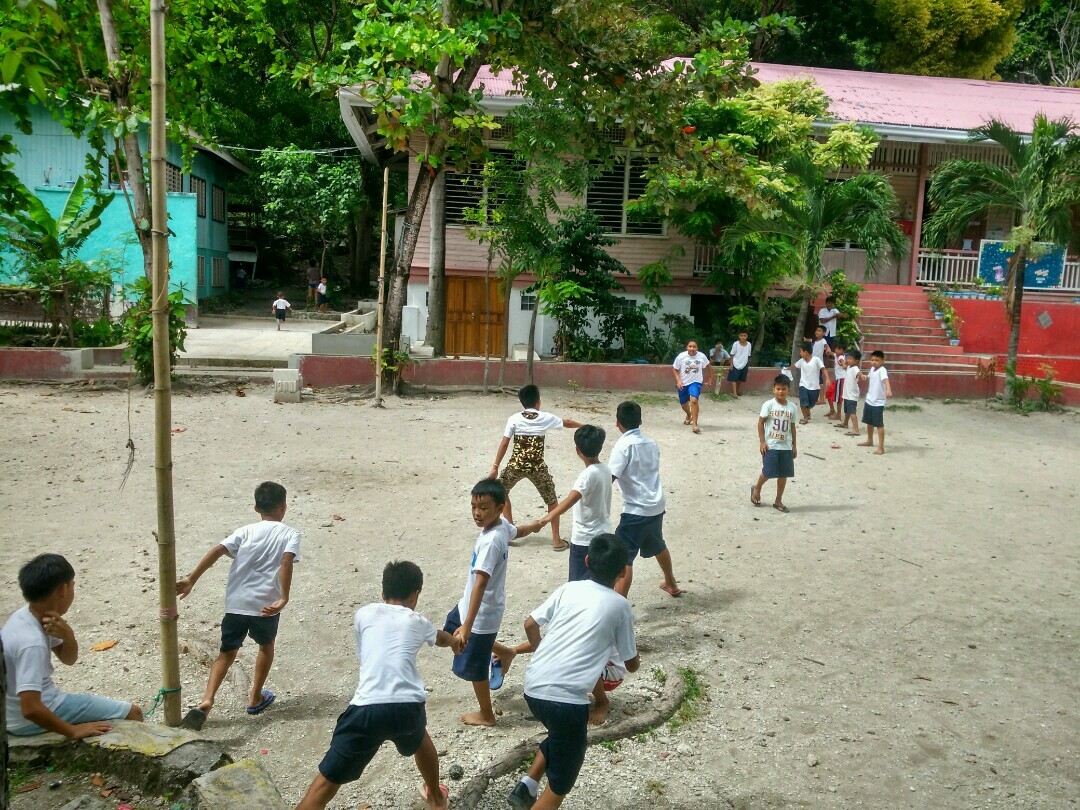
[445,276,504,357]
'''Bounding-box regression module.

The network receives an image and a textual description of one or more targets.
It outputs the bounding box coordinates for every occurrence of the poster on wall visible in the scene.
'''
[978,240,1066,288]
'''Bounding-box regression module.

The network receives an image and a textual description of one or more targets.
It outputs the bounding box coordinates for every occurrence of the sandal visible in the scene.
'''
[750,484,761,506]
[772,503,790,513]
[660,582,684,597]
[246,690,275,715]
[552,540,570,552]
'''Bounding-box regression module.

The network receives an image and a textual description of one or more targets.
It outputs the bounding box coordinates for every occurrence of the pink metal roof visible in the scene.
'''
[465,63,1080,134]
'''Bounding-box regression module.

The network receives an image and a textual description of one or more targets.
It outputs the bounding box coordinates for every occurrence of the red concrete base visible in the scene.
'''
[0,347,92,379]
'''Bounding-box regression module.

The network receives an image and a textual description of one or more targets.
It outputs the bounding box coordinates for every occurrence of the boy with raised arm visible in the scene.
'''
[296,561,462,810]
[176,481,300,730]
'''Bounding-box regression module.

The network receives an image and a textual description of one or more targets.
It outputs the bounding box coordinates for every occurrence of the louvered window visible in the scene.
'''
[197,255,206,288]
[211,256,226,287]
[191,176,206,218]
[445,150,518,226]
[166,162,183,193]
[585,157,664,236]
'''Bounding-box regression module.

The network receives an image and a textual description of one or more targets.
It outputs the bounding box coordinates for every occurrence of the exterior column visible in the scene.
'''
[908,143,930,286]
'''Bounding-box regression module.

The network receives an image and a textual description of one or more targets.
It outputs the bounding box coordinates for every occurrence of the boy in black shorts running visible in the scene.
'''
[296,561,462,809]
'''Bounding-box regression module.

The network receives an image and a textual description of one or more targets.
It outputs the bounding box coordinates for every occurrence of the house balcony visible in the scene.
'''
[916,249,1080,293]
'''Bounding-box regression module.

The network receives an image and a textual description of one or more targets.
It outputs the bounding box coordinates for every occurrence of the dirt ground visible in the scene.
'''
[1,382,1077,809]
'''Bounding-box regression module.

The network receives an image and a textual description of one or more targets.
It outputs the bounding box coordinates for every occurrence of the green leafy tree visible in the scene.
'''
[726,127,908,364]
[998,0,1080,86]
[924,115,1080,392]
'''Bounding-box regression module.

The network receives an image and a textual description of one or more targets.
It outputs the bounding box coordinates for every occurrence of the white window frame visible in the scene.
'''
[211,256,226,287]
[584,154,666,237]
[520,293,537,311]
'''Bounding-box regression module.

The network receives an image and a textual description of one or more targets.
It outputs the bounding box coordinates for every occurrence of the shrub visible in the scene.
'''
[121,277,189,385]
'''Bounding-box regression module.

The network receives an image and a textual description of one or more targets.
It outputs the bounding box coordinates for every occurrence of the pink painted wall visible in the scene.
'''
[953,298,1080,382]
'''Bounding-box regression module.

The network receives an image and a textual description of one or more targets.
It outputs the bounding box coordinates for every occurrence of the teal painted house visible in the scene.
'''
[0,106,248,311]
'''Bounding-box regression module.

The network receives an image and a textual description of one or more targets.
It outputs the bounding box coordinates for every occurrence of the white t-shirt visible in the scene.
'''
[570,463,612,547]
[865,366,890,406]
[609,429,665,517]
[457,517,515,634]
[730,341,752,370]
[504,409,563,439]
[221,521,302,616]
[795,356,825,391]
[710,345,730,364]
[834,352,846,379]
[760,398,798,450]
[350,603,437,707]
[812,338,827,362]
[818,307,841,337]
[2,606,65,731]
[524,581,637,705]
[672,351,710,385]
[316,282,327,296]
[272,299,290,311]
[844,365,861,401]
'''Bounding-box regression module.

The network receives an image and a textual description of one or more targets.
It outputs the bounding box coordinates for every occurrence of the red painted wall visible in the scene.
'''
[954,298,1080,356]
[0,348,83,379]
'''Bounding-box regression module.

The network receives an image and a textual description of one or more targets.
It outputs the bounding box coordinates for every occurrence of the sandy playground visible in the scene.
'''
[0,381,1077,809]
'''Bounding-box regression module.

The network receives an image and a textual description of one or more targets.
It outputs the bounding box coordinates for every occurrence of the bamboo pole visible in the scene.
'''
[149,0,181,726]
[373,166,390,407]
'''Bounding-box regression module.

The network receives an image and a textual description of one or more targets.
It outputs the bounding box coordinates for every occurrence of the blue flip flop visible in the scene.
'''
[489,656,504,690]
[246,690,275,715]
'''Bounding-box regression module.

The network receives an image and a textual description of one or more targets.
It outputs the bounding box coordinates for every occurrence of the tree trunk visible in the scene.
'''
[354,207,373,294]
[750,289,767,364]
[790,287,812,366]
[426,171,447,354]
[97,0,153,280]
[1004,243,1028,396]
[526,297,539,385]
[498,262,513,388]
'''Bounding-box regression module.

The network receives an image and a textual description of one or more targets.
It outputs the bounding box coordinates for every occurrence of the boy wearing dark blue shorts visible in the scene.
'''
[445,479,540,726]
[752,376,798,513]
[609,401,682,598]
[296,561,461,810]
[175,481,300,729]
[671,340,712,434]
[505,533,640,809]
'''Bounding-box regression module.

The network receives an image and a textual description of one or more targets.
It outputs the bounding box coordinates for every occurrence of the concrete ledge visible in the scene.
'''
[0,347,92,379]
[8,720,231,795]
[183,758,288,809]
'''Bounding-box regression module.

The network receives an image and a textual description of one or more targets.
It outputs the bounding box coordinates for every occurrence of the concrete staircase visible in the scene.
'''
[842,283,982,374]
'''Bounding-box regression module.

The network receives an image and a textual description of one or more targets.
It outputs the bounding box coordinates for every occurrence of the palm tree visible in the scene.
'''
[924,115,1080,386]
[727,155,908,364]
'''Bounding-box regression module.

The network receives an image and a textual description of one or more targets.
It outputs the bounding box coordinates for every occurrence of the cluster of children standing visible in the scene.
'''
[3,386,683,810]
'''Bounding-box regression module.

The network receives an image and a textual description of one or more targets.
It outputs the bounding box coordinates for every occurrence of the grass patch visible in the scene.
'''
[886,404,922,412]
[707,392,735,402]
[668,667,706,731]
[599,740,619,753]
[631,393,670,407]
[652,666,667,686]
[646,779,666,796]
[9,762,33,789]
[518,752,535,772]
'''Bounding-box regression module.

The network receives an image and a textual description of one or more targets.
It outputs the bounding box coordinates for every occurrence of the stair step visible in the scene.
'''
[861,327,949,339]
[862,342,965,356]
[860,315,941,327]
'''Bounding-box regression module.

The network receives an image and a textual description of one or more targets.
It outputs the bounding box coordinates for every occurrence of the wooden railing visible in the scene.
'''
[917,249,1080,293]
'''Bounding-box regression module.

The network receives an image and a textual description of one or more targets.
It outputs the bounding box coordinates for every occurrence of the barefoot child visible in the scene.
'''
[505,533,639,809]
[751,375,798,513]
[794,343,829,425]
[609,401,682,598]
[296,561,463,810]
[271,292,292,330]
[858,350,892,454]
[3,554,144,738]
[671,340,712,434]
[444,479,541,727]
[726,331,752,398]
[826,341,847,420]
[176,481,300,730]
[316,277,329,313]
[490,385,582,551]
[841,349,863,436]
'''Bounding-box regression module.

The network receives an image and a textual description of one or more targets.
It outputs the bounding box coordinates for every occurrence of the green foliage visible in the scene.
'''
[73,315,124,347]
[727,303,758,333]
[824,271,863,348]
[371,346,414,394]
[1005,362,1063,411]
[668,666,707,731]
[121,277,188,385]
[998,0,1080,86]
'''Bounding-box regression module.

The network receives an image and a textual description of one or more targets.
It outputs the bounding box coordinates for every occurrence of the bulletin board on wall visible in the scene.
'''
[978,240,1066,288]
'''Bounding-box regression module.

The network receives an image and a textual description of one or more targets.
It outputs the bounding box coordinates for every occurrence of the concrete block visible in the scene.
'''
[511,343,540,362]
[311,331,377,357]
[410,343,435,358]
[185,759,288,809]
[272,368,303,402]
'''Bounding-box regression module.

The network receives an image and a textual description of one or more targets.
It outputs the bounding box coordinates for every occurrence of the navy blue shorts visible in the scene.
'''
[443,606,497,682]
[317,292,328,305]
[762,448,794,480]
[843,398,858,415]
[677,382,702,404]
[798,386,819,408]
[862,403,885,428]
[220,613,279,652]
[568,543,590,582]
[525,694,589,796]
[727,365,748,382]
[275,310,286,321]
[318,702,427,785]
[615,513,665,565]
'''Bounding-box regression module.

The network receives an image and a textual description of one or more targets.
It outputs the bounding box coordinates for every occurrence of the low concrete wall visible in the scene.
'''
[311,331,378,357]
[0,346,93,379]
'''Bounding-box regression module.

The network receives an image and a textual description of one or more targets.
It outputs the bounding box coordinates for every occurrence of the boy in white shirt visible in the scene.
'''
[817,295,844,349]
[808,325,829,364]
[840,349,863,435]
[505,533,640,809]
[175,481,300,730]
[710,340,731,393]
[751,375,799,513]
[858,350,893,454]
[271,291,292,331]
[3,554,143,738]
[726,331,752,398]
[316,276,329,312]
[671,340,712,434]
[610,401,682,598]
[826,340,847,421]
[794,343,829,425]
[296,561,462,810]
[443,479,541,727]
[490,385,583,551]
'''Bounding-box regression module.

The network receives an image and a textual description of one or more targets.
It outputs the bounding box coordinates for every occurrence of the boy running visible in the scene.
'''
[490,385,582,551]
[272,292,292,331]
[671,340,712,434]
[841,349,863,436]
[505,533,639,809]
[296,561,462,810]
[858,350,892,454]
[726,331,752,398]
[751,375,798,513]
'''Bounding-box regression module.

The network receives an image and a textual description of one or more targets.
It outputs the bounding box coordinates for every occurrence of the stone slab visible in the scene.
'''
[272,368,303,403]
[184,758,288,809]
